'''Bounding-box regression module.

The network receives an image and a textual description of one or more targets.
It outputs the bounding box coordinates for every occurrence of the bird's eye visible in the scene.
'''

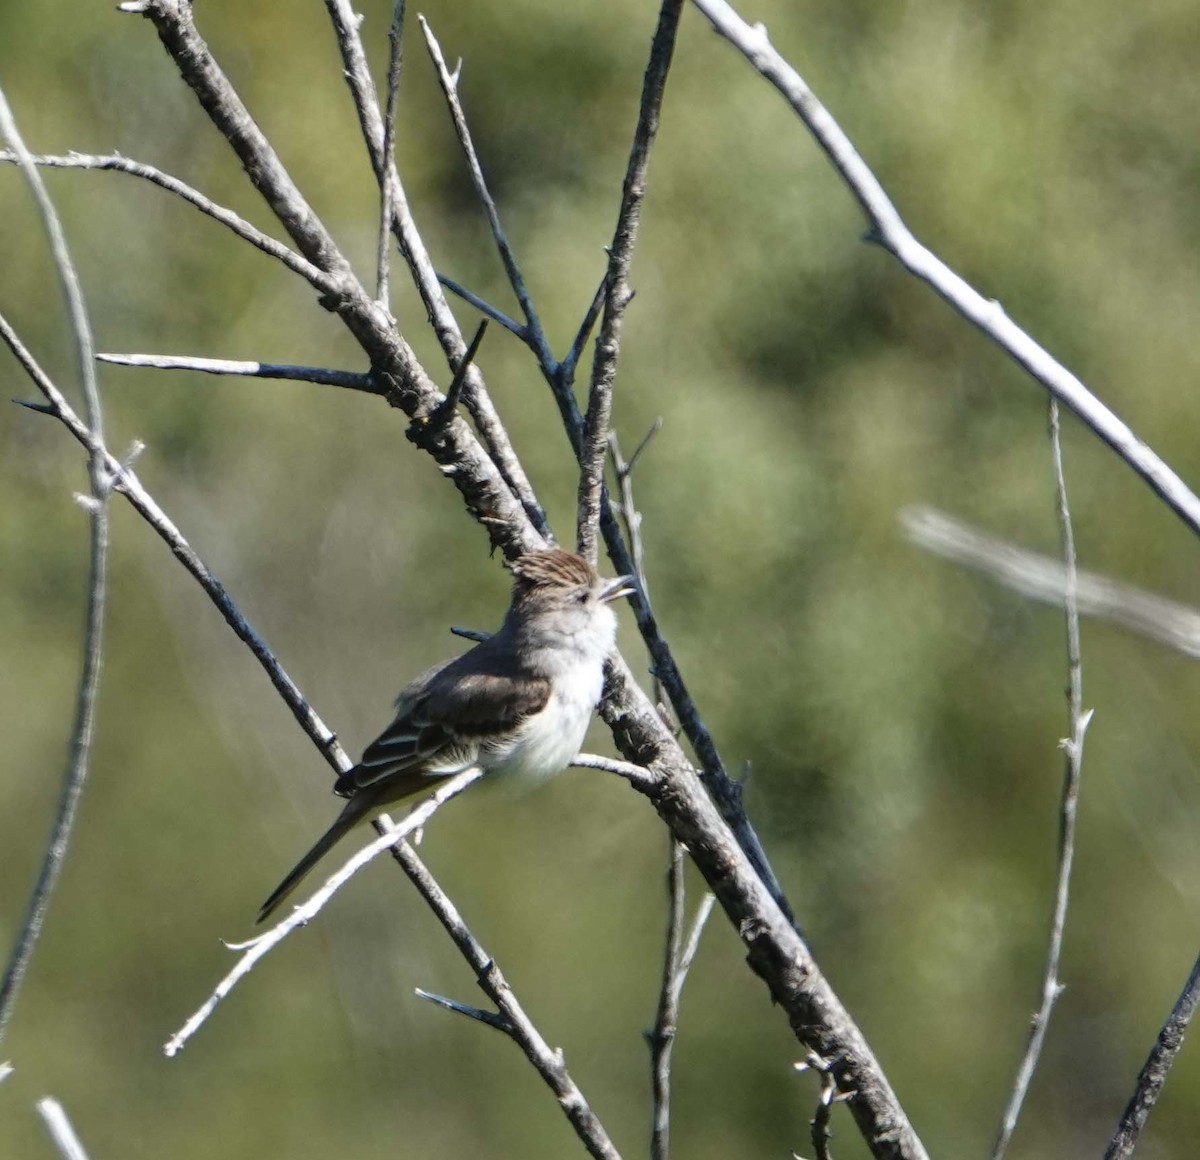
[575,590,589,604]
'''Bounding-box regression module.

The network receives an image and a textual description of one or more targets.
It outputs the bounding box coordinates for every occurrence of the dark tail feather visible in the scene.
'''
[256,796,368,925]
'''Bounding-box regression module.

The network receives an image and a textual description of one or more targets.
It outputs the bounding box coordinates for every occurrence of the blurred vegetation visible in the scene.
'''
[3,1,1200,1157]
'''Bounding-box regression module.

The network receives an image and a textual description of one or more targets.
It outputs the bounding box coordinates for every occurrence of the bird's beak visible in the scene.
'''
[600,574,638,603]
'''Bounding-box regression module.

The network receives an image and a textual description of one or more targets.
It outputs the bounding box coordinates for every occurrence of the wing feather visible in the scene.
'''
[335,645,551,796]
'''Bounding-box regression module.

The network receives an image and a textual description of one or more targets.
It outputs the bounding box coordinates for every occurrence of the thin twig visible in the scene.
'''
[436,274,528,339]
[0,88,109,1052]
[576,0,683,563]
[376,0,405,308]
[570,752,658,791]
[0,149,332,291]
[609,423,662,701]
[97,353,377,393]
[613,426,686,1158]
[691,0,1200,542]
[36,1098,91,1160]
[419,17,555,370]
[991,400,1093,1157]
[164,767,486,1056]
[900,505,1200,659]
[426,319,488,428]
[1104,947,1200,1159]
[650,841,685,1160]
[395,840,623,1160]
[561,274,608,383]
[415,989,512,1032]
[648,840,715,1160]
[321,0,549,538]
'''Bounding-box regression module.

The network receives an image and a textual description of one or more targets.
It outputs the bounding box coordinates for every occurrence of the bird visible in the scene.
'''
[256,548,634,923]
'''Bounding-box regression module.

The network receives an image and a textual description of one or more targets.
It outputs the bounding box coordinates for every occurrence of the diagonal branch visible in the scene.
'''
[399,841,623,1160]
[1104,947,1200,1160]
[36,1097,92,1160]
[900,506,1200,659]
[0,149,332,291]
[692,0,1200,543]
[321,0,550,539]
[164,768,486,1056]
[3,321,346,769]
[419,16,556,371]
[375,0,405,308]
[576,0,682,564]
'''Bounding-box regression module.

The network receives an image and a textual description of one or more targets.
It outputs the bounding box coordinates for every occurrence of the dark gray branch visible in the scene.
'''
[419,16,556,371]
[3,321,348,772]
[1104,948,1200,1159]
[576,0,682,564]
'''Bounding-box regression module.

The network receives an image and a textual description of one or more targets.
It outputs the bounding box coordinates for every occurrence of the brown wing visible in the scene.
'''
[336,646,550,796]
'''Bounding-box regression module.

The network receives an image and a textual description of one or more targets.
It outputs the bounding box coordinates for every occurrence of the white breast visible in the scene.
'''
[489,653,605,783]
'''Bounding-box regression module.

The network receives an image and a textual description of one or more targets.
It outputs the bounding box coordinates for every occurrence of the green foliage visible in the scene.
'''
[3,1,1200,1156]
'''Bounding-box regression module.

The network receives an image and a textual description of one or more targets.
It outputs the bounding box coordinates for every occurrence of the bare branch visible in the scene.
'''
[376,0,406,308]
[577,0,683,563]
[320,0,550,539]
[561,274,608,383]
[692,0,1200,542]
[164,768,486,1056]
[97,353,377,393]
[36,1098,91,1160]
[1104,947,1200,1159]
[419,16,555,370]
[571,751,658,791]
[395,840,623,1160]
[436,274,528,339]
[141,1,354,279]
[901,506,1200,659]
[424,319,488,429]
[414,988,512,1032]
[0,149,331,290]
[648,840,714,1160]
[991,401,1093,1158]
[0,86,109,1052]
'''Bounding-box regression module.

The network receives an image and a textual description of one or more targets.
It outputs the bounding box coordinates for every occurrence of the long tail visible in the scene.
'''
[256,795,370,924]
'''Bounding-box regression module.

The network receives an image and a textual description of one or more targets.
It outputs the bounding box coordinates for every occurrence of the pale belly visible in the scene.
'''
[486,686,599,783]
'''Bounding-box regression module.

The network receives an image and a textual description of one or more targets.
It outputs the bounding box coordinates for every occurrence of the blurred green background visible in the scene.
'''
[3,0,1200,1156]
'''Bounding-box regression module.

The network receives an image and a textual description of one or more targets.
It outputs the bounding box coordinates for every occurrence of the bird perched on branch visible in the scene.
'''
[257,549,634,923]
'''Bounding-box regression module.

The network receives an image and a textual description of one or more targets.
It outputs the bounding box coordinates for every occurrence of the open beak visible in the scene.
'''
[600,574,637,603]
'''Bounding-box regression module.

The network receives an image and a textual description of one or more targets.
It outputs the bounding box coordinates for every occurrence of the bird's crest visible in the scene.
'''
[508,549,595,591]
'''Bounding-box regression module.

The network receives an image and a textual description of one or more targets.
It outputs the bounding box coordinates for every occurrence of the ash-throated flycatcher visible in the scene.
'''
[257,549,634,923]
